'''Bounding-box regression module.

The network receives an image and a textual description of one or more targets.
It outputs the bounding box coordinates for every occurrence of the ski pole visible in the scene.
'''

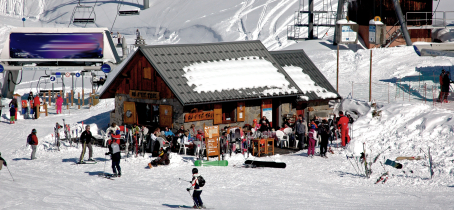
[187,190,198,208]
[6,166,14,181]
[103,154,107,176]
[179,178,191,183]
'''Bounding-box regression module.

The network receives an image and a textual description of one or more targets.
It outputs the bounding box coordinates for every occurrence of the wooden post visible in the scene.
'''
[48,90,51,105]
[336,44,339,92]
[66,93,69,110]
[71,90,74,106]
[44,103,48,116]
[36,104,40,119]
[82,89,85,106]
[43,93,47,105]
[369,49,372,102]
[78,92,80,109]
[89,93,92,108]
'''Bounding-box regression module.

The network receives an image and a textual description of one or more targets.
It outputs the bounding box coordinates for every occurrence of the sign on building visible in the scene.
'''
[129,90,160,100]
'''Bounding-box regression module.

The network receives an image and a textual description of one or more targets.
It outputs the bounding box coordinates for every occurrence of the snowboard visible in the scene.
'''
[194,160,228,167]
[395,156,422,161]
[384,159,402,169]
[244,160,286,168]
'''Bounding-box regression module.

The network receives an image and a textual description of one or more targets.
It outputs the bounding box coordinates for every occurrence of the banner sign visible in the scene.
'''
[185,111,214,122]
[9,33,104,59]
[129,90,159,100]
[341,26,357,43]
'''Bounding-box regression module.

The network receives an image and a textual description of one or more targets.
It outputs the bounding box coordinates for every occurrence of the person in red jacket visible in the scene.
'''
[337,111,350,147]
[28,129,39,159]
[33,95,40,119]
[56,95,63,114]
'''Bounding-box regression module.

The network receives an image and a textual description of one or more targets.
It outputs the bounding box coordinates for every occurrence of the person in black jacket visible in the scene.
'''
[106,133,121,177]
[441,72,452,102]
[79,125,97,163]
[0,152,7,168]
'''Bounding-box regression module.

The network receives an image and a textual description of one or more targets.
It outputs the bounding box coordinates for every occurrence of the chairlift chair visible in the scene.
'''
[72,4,96,24]
[118,0,140,16]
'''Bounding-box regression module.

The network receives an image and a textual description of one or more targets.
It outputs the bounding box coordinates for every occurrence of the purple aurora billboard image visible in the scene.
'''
[9,33,103,59]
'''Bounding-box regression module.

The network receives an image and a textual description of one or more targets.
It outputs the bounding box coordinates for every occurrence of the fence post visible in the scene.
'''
[66,93,69,110]
[71,90,74,107]
[82,89,85,106]
[78,92,80,109]
[48,90,51,105]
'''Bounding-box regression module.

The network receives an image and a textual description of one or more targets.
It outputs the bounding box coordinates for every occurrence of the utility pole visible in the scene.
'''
[337,44,339,92]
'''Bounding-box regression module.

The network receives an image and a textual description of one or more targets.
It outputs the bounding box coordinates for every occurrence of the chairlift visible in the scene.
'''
[118,0,140,16]
[72,4,96,24]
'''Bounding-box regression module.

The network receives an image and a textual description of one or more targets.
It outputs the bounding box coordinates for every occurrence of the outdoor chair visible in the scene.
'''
[275,130,289,148]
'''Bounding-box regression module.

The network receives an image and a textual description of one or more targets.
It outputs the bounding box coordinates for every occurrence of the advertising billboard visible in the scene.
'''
[9,33,103,59]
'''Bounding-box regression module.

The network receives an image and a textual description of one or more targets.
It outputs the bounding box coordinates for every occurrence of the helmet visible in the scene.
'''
[32,129,37,133]
[192,168,198,174]
[115,130,121,135]
[253,119,257,123]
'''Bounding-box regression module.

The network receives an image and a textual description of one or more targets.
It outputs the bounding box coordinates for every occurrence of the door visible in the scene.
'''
[123,101,136,124]
[213,104,222,125]
[159,105,173,128]
[237,102,245,122]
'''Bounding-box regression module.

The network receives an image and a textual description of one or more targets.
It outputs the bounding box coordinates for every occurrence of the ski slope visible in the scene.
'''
[1,0,454,209]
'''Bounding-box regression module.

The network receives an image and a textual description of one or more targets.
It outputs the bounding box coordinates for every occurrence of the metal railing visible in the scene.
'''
[406,11,454,27]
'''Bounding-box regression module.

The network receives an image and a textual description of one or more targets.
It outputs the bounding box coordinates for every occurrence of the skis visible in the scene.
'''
[98,173,117,180]
[375,172,389,184]
[395,156,422,161]
[73,160,97,165]
[363,143,371,178]
[428,147,434,179]
[178,205,210,209]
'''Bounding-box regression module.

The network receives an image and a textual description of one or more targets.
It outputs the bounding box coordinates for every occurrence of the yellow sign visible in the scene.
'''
[374,16,381,22]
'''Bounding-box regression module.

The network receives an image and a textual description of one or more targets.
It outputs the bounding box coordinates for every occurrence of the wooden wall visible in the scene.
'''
[348,0,432,26]
[102,50,176,99]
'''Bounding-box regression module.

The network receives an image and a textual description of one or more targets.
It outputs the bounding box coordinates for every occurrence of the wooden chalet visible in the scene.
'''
[98,41,340,130]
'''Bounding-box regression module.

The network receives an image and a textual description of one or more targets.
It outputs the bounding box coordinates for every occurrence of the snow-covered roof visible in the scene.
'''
[369,19,384,25]
[270,50,341,101]
[182,56,297,95]
[138,40,303,105]
[336,19,357,25]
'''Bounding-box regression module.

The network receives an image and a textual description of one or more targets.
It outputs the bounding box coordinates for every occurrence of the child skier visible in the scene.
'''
[9,105,15,124]
[105,130,121,177]
[307,124,317,158]
[187,168,205,209]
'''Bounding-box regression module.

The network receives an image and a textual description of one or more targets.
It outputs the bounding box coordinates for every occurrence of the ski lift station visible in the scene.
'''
[0,27,120,98]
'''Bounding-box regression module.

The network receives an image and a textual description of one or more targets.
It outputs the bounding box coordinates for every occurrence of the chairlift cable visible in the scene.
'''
[84,0,98,28]
[110,0,122,31]
[433,0,441,17]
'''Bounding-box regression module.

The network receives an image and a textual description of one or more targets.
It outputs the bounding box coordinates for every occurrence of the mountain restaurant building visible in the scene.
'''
[98,41,340,130]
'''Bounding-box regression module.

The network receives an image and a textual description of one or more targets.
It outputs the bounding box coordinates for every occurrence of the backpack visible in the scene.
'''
[27,134,34,145]
[197,176,206,187]
[319,124,329,136]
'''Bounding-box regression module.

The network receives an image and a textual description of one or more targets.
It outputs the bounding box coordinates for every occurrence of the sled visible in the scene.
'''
[244,160,286,168]
[194,160,228,167]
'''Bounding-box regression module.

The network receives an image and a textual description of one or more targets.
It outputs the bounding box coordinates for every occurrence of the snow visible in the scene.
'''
[182,56,298,94]
[283,65,338,99]
[369,19,384,25]
[336,19,357,25]
[1,0,454,209]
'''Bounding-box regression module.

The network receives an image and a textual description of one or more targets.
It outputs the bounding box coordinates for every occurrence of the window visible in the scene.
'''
[222,102,236,124]
[143,67,152,79]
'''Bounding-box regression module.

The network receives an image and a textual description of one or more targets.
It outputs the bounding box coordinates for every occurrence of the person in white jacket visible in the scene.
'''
[307,124,318,158]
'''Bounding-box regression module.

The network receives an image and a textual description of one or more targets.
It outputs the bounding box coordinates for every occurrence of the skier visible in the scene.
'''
[9,105,15,124]
[319,119,330,158]
[33,94,40,119]
[9,97,18,122]
[117,32,122,44]
[105,130,121,177]
[0,152,7,169]
[79,125,97,163]
[136,28,140,38]
[307,124,317,158]
[295,115,307,149]
[56,95,63,114]
[186,168,205,209]
[441,72,451,102]
[337,111,350,147]
[28,129,38,160]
